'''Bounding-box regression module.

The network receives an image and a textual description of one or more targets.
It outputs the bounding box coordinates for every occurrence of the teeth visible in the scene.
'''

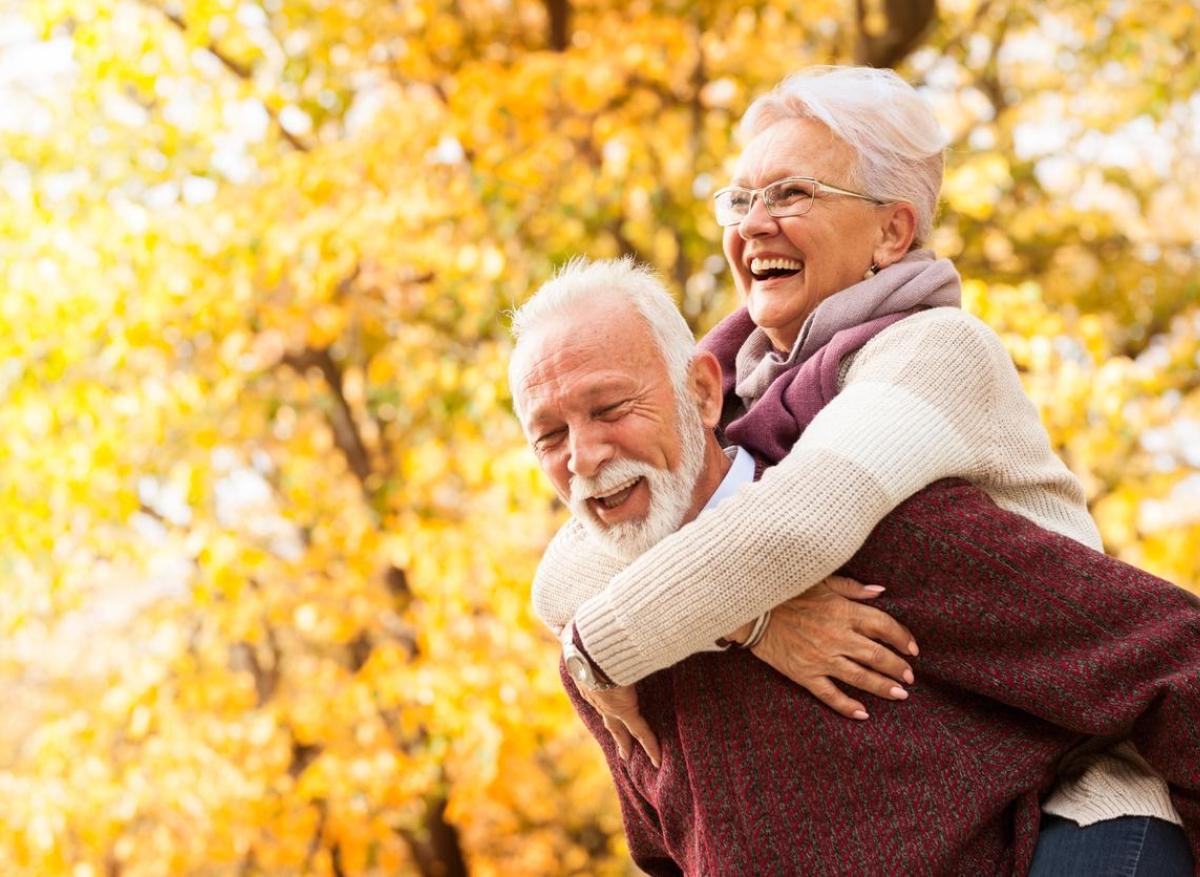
[593,476,640,502]
[750,257,803,274]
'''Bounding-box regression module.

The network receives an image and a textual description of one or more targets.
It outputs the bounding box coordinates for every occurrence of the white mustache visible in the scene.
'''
[569,458,656,506]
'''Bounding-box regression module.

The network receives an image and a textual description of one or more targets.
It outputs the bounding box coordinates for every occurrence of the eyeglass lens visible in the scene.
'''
[716,179,817,225]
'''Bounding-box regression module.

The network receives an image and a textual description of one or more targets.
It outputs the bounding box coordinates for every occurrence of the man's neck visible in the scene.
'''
[682,437,733,525]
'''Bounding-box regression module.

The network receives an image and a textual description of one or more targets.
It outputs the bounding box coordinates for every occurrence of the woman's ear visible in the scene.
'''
[873,201,918,267]
[688,351,725,429]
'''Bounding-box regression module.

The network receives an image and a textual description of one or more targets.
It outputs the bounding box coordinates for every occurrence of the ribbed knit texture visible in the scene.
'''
[540,308,1102,678]
[562,481,1200,876]
[534,306,1180,828]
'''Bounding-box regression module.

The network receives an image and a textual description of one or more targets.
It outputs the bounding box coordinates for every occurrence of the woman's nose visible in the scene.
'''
[737,193,779,239]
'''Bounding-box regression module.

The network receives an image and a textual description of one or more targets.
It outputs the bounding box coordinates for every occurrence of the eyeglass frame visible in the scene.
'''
[712,175,888,227]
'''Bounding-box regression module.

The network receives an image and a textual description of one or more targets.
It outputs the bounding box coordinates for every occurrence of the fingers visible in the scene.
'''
[824,576,921,657]
[830,656,910,702]
[823,574,887,600]
[593,695,660,768]
[846,637,914,685]
[601,713,634,762]
[803,675,870,721]
[853,603,919,657]
[622,713,662,768]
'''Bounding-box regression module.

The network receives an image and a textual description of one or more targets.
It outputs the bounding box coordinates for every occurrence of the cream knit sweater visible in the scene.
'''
[533,307,1180,827]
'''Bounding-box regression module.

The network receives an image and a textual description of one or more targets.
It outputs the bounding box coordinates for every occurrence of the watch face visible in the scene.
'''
[566,654,588,683]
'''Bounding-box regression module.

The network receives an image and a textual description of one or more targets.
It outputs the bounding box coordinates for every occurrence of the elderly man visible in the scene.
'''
[510,258,1199,874]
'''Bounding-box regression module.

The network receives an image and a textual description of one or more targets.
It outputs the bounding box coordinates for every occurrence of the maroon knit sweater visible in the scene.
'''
[561,311,1200,876]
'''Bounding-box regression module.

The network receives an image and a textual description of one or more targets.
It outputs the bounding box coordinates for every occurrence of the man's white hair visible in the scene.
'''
[740,66,946,245]
[509,256,696,418]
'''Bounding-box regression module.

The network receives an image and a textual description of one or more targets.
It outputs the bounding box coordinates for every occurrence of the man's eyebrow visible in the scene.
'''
[525,381,632,426]
[524,408,562,431]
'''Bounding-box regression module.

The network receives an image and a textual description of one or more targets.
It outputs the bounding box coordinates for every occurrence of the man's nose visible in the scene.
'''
[738,193,779,239]
[567,425,613,480]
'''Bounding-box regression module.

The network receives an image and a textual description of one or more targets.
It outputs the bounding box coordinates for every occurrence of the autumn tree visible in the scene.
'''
[0,0,1196,874]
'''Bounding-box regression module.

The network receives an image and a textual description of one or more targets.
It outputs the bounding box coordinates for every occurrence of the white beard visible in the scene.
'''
[568,391,708,562]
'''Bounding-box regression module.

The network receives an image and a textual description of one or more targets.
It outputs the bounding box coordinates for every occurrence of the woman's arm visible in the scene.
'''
[567,308,1091,686]
[531,517,623,635]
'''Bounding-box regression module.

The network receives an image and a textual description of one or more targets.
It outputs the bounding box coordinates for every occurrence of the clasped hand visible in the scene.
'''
[570,575,918,766]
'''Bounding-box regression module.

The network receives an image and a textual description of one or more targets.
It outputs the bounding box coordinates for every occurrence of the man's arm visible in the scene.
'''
[565,310,1093,686]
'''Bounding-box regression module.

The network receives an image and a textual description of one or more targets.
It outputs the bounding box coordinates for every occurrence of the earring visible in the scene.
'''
[863,263,879,280]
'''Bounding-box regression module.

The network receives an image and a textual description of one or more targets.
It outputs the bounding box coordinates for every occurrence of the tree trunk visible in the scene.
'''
[403,796,469,877]
[854,0,937,68]
[545,0,571,51]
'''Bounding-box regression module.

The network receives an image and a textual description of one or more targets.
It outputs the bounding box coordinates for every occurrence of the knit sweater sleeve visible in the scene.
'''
[568,309,1044,685]
[531,517,626,634]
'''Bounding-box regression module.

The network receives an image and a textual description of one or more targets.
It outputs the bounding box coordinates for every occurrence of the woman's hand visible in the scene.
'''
[746,575,919,720]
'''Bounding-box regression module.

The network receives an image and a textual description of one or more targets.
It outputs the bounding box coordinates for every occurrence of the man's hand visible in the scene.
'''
[748,575,919,721]
[572,681,662,768]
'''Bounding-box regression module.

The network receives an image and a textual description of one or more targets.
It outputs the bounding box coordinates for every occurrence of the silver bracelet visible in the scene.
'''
[740,610,772,650]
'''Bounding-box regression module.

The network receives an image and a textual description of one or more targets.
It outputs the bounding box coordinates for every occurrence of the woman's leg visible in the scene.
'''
[1029,815,1194,877]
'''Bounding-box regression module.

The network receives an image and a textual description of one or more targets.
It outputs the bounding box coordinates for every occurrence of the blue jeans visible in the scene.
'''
[1029,815,1193,877]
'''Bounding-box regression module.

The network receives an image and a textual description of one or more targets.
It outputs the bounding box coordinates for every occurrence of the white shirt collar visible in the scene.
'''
[701,446,755,513]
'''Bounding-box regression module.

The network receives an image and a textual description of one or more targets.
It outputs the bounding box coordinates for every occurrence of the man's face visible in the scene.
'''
[512,300,706,559]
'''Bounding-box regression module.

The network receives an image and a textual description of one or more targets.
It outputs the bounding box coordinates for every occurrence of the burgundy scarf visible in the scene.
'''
[700,249,961,461]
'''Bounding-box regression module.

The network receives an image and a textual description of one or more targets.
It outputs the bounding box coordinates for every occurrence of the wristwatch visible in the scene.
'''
[561,623,617,691]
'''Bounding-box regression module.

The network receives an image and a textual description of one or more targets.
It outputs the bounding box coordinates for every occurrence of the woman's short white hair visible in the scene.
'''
[740,66,946,245]
[508,257,696,417]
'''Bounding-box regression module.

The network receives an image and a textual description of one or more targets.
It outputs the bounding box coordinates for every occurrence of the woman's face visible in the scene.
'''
[722,117,886,352]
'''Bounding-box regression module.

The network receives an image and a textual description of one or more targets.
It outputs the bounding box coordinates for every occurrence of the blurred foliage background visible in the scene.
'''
[0,0,1197,874]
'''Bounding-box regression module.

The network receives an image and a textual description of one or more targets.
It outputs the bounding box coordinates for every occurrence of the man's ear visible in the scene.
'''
[873,201,918,268]
[688,351,725,429]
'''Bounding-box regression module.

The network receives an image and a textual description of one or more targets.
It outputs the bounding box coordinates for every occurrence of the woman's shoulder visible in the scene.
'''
[877,306,1000,342]
[839,307,1020,397]
[852,307,1012,370]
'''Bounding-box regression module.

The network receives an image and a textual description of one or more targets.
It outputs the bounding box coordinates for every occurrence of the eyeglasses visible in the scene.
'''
[712,175,886,227]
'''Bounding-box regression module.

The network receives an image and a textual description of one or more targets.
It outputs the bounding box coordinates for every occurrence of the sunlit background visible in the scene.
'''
[0,0,1197,874]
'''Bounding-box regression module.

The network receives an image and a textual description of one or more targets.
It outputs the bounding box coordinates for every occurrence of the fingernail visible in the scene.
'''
[852,709,869,720]
[903,669,914,685]
[889,686,908,700]
[619,747,629,762]
[865,585,886,593]
[651,757,661,769]
[908,640,919,656]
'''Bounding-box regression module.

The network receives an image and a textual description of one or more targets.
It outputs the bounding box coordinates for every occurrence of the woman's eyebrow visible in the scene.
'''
[730,168,798,187]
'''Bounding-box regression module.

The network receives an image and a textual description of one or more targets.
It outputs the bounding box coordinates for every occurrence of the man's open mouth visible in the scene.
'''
[590,476,644,511]
[749,256,804,281]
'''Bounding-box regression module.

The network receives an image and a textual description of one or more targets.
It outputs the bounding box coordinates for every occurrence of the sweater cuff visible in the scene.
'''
[573,588,648,686]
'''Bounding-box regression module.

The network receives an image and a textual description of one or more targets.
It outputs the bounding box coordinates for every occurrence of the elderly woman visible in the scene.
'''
[532,67,1193,874]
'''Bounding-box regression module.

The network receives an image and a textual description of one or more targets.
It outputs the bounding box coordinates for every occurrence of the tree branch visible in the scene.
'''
[139,0,313,152]
[281,347,374,491]
[607,218,652,265]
